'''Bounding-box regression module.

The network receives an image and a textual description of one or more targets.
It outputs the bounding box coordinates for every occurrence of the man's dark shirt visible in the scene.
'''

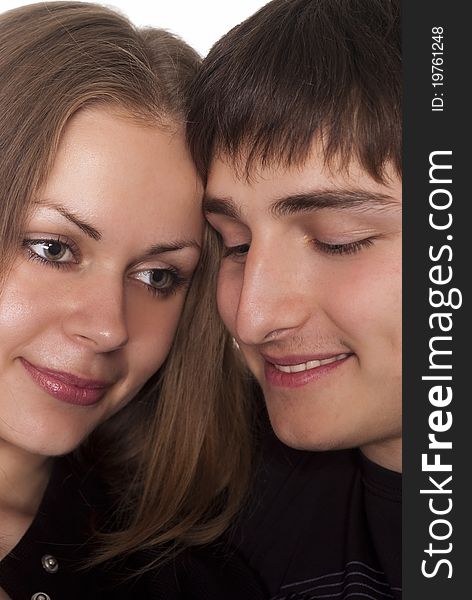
[232,431,402,600]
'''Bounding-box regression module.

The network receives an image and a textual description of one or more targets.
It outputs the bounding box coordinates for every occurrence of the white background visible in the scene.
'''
[0,0,269,56]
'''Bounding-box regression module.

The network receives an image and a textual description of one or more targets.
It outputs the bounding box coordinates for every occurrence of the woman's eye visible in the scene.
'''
[24,239,75,264]
[133,268,186,297]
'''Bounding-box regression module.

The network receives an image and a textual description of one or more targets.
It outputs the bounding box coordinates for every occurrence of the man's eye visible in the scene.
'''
[313,238,375,256]
[24,239,75,264]
[223,243,250,259]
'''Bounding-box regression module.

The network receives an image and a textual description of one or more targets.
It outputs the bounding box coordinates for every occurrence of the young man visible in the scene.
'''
[188,0,401,598]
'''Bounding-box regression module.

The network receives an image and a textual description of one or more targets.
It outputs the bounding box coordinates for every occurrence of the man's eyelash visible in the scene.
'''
[222,238,375,259]
[313,238,375,256]
[223,243,250,258]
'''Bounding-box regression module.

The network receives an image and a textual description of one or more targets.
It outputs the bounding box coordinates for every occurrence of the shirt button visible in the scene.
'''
[31,594,51,600]
[41,554,59,573]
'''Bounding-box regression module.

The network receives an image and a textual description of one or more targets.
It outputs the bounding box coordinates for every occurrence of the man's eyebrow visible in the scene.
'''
[203,196,241,220]
[142,239,202,258]
[35,200,102,241]
[270,190,399,217]
[203,189,399,221]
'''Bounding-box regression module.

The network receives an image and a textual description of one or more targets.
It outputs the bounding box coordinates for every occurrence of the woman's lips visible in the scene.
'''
[263,352,353,388]
[20,358,110,406]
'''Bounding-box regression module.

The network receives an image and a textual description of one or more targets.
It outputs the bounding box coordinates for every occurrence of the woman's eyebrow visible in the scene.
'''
[141,239,202,259]
[34,200,201,258]
[34,200,102,241]
[269,189,400,217]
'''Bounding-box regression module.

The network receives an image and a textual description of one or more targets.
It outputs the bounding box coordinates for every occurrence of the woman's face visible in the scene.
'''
[0,107,203,457]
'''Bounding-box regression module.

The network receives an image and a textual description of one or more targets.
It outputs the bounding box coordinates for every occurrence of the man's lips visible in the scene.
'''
[262,352,352,368]
[261,352,353,387]
[20,358,112,406]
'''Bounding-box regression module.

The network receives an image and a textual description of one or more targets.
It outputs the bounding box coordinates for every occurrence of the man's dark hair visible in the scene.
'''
[187,0,401,182]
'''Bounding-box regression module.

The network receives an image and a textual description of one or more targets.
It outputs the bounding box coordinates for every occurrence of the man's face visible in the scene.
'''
[206,148,402,467]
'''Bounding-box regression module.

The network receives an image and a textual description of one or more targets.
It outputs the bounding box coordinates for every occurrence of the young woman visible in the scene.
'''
[0,3,262,598]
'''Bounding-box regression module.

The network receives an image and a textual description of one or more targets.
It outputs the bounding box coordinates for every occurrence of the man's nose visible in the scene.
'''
[234,241,310,346]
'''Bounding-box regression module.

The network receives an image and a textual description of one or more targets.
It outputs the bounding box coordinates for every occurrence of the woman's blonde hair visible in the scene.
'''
[0,1,252,567]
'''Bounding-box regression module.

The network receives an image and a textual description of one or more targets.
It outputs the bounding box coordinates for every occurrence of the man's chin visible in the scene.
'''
[267,414,341,452]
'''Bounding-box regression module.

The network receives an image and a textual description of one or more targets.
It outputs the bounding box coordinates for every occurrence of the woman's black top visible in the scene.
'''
[0,456,266,599]
[0,456,108,599]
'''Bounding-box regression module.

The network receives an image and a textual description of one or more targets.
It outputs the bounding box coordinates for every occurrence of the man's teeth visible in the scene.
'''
[273,353,349,373]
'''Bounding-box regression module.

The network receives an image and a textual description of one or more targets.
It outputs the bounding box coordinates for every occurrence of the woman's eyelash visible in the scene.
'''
[22,238,189,298]
[142,268,189,299]
[22,237,78,268]
[313,238,375,255]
